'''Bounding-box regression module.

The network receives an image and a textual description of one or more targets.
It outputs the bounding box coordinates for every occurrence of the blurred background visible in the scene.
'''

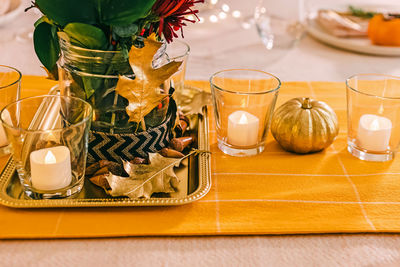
[1,0,400,81]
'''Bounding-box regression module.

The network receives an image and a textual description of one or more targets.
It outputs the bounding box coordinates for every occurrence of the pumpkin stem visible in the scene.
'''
[302,98,312,109]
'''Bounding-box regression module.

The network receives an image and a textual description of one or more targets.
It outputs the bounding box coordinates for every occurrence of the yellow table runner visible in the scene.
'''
[0,76,400,239]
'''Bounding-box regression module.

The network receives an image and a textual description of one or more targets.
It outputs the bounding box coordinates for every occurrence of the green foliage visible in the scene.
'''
[33,0,157,74]
[35,0,98,27]
[348,6,376,19]
[32,0,161,133]
[33,21,60,73]
[113,24,139,38]
[64,23,108,50]
[97,0,156,26]
[35,0,156,27]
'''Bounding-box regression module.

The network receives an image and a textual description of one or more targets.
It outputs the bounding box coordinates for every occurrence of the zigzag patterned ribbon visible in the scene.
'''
[87,98,177,164]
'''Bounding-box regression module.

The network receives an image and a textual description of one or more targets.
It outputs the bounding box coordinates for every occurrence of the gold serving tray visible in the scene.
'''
[0,107,211,208]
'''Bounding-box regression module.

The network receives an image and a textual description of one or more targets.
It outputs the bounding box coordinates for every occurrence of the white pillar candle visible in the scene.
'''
[357,114,392,151]
[227,110,259,147]
[30,146,72,190]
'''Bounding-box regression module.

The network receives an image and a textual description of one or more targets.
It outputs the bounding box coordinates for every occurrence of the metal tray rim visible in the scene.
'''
[0,106,211,208]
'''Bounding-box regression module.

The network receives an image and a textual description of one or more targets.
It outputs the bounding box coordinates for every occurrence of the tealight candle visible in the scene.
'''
[30,146,72,190]
[357,114,392,151]
[227,110,259,146]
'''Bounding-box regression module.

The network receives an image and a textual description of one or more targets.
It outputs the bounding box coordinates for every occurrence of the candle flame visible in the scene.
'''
[369,119,380,131]
[238,113,248,124]
[44,151,57,164]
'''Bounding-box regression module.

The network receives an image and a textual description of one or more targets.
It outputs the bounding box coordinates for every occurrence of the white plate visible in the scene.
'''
[306,10,400,56]
[0,0,23,27]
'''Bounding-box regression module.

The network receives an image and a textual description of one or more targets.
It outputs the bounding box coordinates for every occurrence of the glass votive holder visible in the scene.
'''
[346,74,400,161]
[1,95,92,199]
[0,65,21,156]
[164,40,191,107]
[210,69,281,156]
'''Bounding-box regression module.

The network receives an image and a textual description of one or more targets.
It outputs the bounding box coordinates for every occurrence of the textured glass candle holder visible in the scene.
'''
[162,40,191,109]
[0,65,21,156]
[1,95,92,199]
[210,69,280,156]
[346,74,400,161]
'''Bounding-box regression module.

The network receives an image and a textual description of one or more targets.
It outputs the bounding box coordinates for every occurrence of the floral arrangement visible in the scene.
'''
[27,0,203,134]
[29,0,203,77]
[26,0,205,199]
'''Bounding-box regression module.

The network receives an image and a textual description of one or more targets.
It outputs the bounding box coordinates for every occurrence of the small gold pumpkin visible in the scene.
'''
[271,97,339,154]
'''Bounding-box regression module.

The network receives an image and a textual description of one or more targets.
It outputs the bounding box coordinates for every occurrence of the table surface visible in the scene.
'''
[2,0,400,266]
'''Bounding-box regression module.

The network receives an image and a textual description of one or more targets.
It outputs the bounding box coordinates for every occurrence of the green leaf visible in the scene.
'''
[63,23,108,50]
[34,16,46,27]
[97,0,156,26]
[33,22,60,73]
[348,5,376,19]
[34,15,55,28]
[81,76,98,99]
[35,0,97,27]
[113,24,139,38]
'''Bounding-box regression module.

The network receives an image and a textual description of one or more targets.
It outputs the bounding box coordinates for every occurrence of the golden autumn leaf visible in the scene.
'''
[90,153,180,199]
[115,34,182,124]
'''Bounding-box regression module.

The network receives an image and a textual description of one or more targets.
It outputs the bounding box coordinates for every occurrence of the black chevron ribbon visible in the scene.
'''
[87,98,177,164]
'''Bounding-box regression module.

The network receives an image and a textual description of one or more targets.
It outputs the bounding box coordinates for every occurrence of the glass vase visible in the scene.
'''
[58,39,168,134]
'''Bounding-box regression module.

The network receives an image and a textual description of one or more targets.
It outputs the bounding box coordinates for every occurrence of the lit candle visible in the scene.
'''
[357,114,392,151]
[30,146,72,190]
[227,110,259,146]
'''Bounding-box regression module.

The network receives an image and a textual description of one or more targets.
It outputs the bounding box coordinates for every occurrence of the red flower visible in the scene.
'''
[151,0,204,43]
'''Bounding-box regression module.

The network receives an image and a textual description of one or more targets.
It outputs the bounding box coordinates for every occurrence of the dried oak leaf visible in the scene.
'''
[104,153,182,199]
[115,33,182,123]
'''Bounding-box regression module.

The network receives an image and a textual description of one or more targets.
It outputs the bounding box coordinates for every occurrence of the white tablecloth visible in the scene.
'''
[1,1,400,266]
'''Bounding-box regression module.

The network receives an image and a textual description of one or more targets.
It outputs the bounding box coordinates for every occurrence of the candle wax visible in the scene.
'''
[227,110,259,147]
[357,114,392,151]
[30,146,72,190]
